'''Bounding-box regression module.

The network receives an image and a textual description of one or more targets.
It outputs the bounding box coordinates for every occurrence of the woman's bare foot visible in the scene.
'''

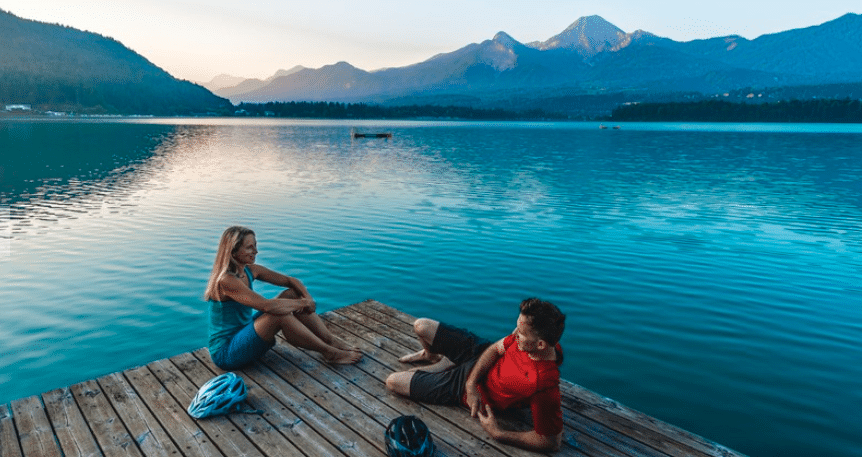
[329,338,361,352]
[323,348,362,365]
[398,349,441,364]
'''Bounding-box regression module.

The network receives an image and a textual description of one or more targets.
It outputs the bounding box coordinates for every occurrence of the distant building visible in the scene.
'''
[5,104,31,111]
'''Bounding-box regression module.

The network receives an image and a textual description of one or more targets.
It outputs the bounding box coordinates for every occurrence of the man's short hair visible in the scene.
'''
[519,298,566,345]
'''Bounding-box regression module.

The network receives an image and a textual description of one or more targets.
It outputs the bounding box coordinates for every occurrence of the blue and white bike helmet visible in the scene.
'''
[187,372,248,419]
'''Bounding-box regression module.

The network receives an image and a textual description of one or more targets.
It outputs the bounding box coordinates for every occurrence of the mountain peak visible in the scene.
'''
[493,31,518,47]
[562,15,621,34]
[529,15,626,56]
[329,61,358,70]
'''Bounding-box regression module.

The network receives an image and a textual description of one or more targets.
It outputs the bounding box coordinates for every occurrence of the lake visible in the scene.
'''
[1,118,860,457]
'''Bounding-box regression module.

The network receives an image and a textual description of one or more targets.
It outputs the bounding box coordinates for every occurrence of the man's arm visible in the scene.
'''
[478,405,562,452]
[464,338,505,417]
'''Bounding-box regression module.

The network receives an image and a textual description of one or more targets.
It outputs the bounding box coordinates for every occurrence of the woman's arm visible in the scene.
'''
[219,273,309,315]
[250,264,312,297]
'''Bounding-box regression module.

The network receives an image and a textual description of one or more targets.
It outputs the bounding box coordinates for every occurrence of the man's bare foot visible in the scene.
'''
[323,348,362,365]
[398,349,441,364]
[407,358,454,372]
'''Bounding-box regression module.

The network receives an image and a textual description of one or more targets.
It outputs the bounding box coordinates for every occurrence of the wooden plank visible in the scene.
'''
[68,380,143,457]
[188,349,350,457]
[0,403,24,457]
[192,348,352,457]
[123,365,224,457]
[255,349,390,456]
[41,387,102,457]
[267,337,490,457]
[354,299,415,325]
[169,352,321,457]
[237,352,387,457]
[355,300,747,457]
[97,372,182,457]
[559,383,744,457]
[10,396,62,457]
[147,359,265,457]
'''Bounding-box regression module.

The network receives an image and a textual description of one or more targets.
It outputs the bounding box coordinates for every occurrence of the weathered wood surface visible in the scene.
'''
[0,300,747,457]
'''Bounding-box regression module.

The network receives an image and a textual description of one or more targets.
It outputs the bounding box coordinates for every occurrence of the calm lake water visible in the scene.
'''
[1,118,860,456]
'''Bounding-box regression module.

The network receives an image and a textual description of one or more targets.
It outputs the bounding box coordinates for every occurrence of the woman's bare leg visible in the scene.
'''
[255,311,360,364]
[294,312,360,352]
[276,288,360,352]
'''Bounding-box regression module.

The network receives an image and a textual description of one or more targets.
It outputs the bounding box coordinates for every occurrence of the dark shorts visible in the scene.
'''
[409,323,492,405]
[210,312,275,370]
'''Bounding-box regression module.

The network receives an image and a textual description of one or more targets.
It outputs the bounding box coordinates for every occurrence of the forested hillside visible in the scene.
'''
[0,9,231,115]
[611,99,862,123]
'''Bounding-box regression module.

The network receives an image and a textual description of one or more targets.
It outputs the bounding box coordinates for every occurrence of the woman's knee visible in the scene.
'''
[277,289,301,299]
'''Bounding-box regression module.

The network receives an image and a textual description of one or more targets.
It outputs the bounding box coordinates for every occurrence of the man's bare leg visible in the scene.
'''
[385,357,455,395]
[398,318,443,363]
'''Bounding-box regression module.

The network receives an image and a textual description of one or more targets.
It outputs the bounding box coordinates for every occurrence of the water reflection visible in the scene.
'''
[1,121,178,231]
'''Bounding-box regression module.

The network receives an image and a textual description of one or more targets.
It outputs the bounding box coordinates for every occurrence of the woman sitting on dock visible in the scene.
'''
[204,226,361,369]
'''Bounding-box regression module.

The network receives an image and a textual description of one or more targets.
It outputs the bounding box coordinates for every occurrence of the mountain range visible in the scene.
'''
[207,14,862,116]
[2,8,859,117]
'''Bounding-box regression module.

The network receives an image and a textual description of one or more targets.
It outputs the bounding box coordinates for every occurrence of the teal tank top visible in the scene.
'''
[208,266,256,356]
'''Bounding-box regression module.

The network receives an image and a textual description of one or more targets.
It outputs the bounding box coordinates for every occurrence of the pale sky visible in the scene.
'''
[2,1,859,83]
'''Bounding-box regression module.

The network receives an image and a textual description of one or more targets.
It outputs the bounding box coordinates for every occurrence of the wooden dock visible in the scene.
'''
[0,300,747,456]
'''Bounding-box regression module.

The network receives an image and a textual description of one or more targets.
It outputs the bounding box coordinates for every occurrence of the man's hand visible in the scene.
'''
[465,382,482,417]
[477,404,501,438]
[477,404,561,452]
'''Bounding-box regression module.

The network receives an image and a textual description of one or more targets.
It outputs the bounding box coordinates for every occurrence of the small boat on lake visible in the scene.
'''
[351,128,392,139]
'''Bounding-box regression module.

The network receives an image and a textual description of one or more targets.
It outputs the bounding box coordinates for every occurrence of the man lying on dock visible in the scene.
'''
[386,298,566,452]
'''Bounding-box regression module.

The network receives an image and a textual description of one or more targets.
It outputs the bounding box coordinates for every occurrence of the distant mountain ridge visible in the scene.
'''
[212,14,862,116]
[0,9,231,115]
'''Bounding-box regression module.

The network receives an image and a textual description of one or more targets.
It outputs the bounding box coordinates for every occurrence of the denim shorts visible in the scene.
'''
[210,314,275,370]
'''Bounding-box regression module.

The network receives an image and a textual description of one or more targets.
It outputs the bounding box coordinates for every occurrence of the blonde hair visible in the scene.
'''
[204,226,255,301]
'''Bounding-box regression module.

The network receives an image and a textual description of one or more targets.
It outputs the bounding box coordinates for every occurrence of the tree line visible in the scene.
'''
[610,98,862,123]
[235,101,565,120]
[0,72,231,115]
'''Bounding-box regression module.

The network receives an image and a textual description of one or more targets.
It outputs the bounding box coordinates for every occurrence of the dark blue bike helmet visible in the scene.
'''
[385,415,435,457]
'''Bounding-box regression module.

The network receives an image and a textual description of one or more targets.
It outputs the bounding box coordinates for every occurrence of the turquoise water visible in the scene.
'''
[1,118,860,456]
